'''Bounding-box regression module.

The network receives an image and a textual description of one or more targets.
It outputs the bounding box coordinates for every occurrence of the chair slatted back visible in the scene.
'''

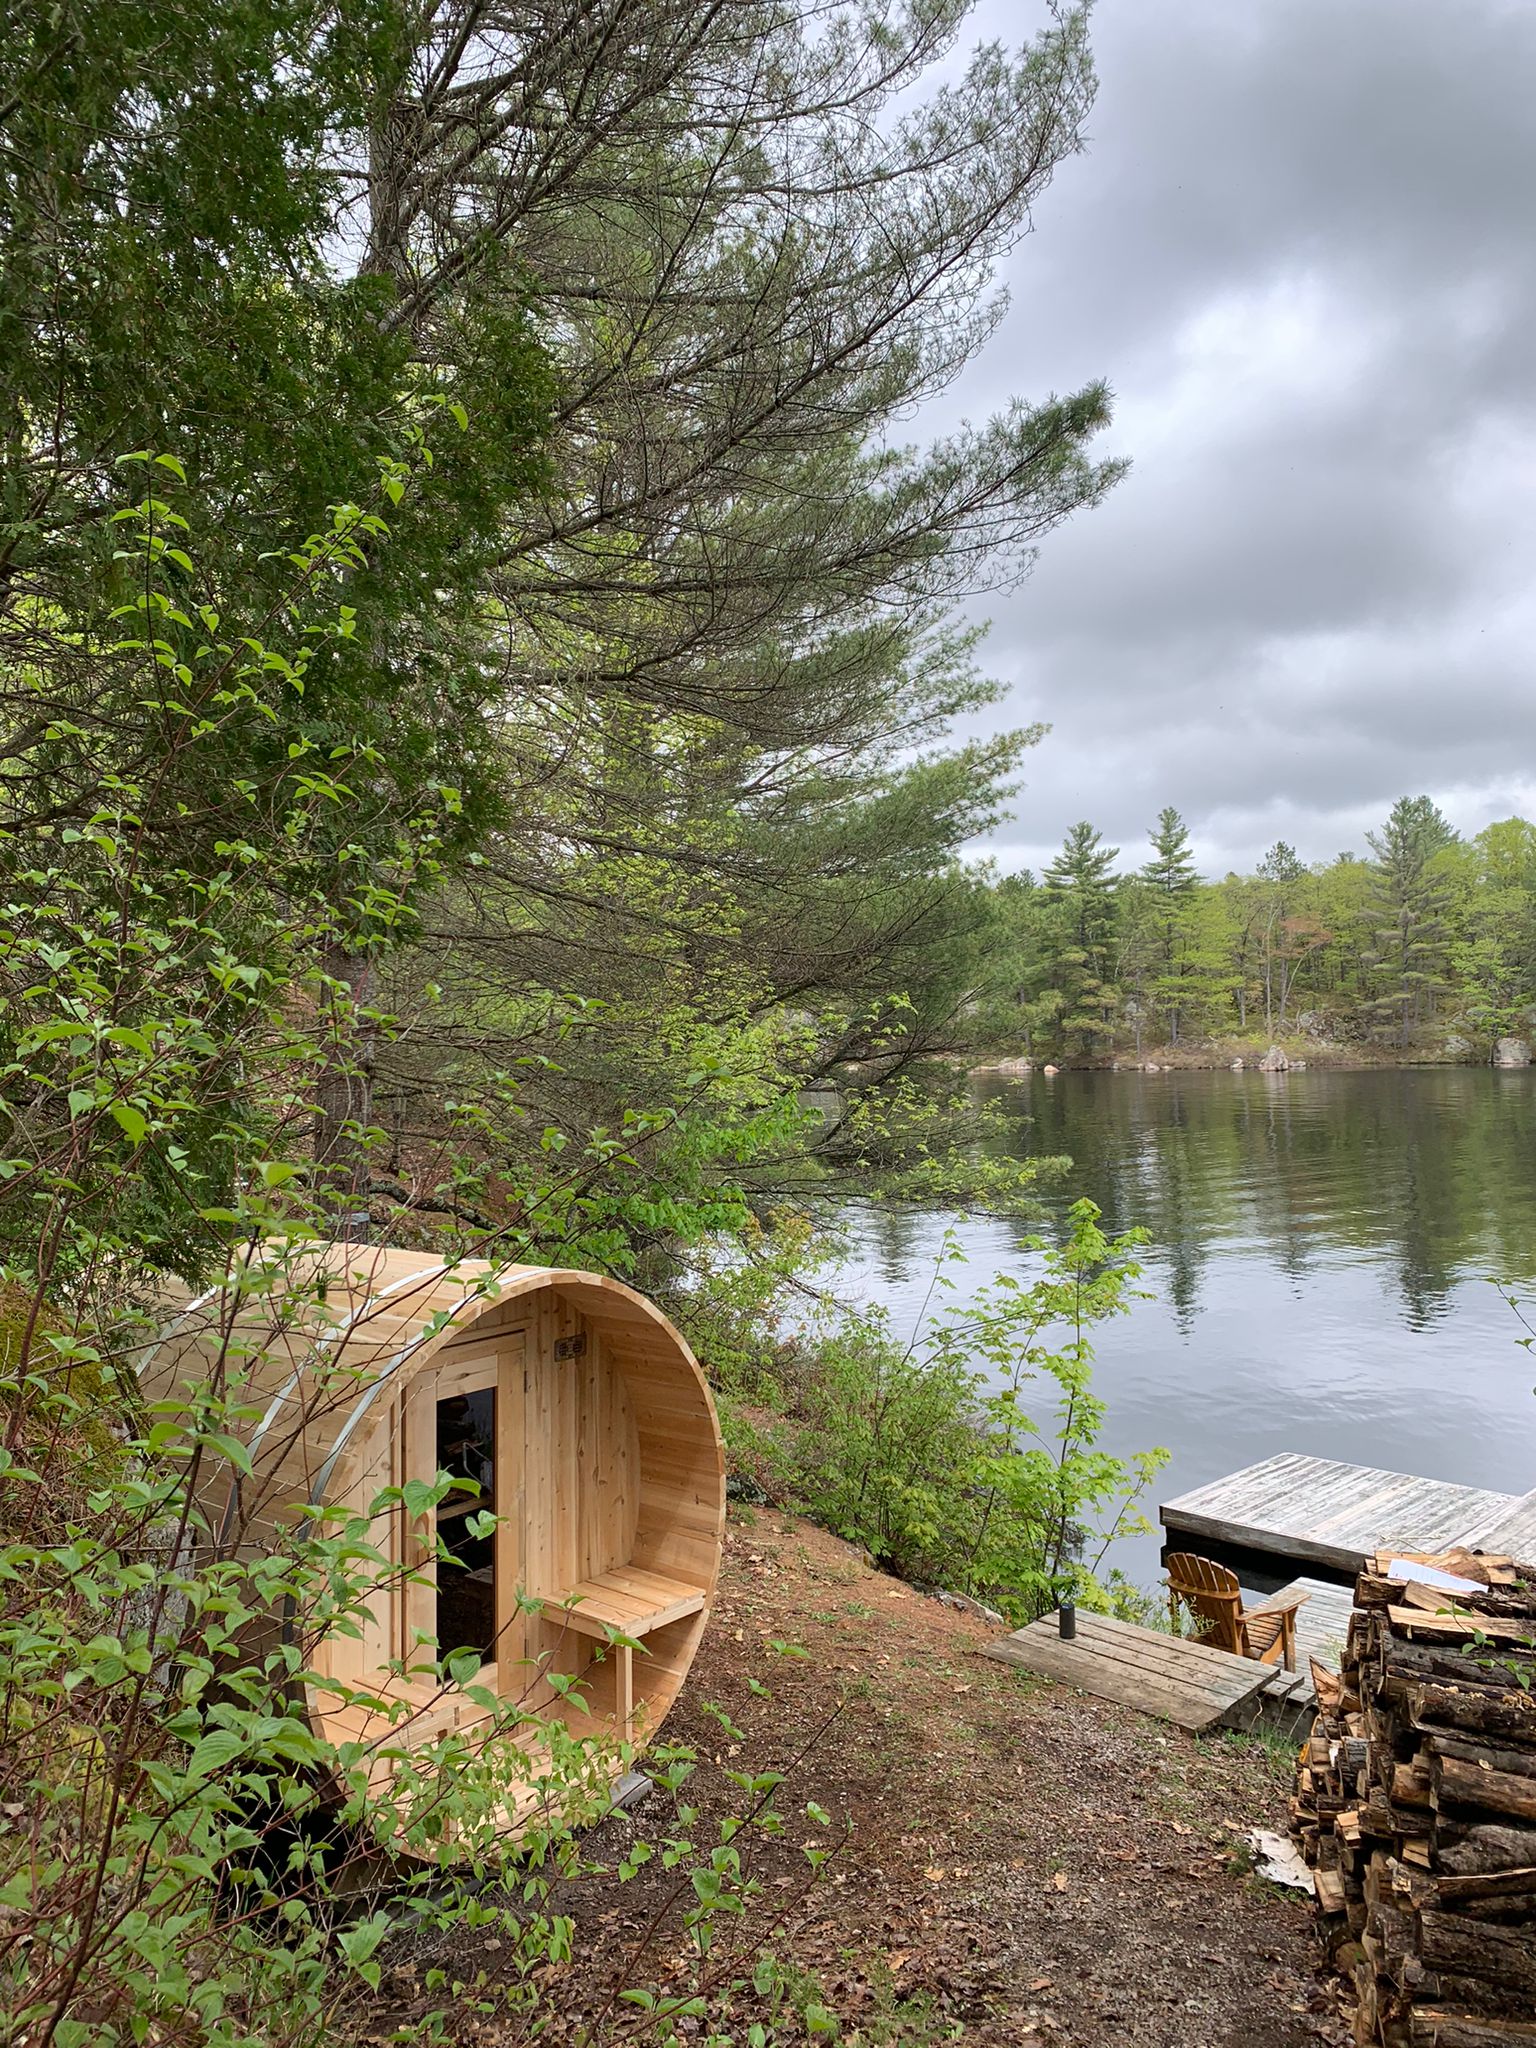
[1165,1551,1243,1655]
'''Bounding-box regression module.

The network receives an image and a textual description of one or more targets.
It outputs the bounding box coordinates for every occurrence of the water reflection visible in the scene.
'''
[839,1070,1536,1591]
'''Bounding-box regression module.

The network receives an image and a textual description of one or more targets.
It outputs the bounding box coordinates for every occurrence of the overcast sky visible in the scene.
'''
[953,0,1536,878]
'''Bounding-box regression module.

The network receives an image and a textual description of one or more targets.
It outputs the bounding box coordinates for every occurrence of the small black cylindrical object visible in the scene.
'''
[1058,1599,1076,1641]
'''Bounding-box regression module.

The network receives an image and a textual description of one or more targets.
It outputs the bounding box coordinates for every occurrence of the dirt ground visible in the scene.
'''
[378,1514,1349,2047]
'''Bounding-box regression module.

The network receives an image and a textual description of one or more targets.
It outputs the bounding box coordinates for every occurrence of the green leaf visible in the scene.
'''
[185,1730,244,1778]
[109,1102,149,1144]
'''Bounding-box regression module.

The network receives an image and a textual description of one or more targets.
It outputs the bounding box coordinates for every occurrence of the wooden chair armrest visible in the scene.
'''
[1246,1589,1310,1619]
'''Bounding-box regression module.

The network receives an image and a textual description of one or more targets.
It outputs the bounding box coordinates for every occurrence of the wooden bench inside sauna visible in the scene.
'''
[145,1245,725,1789]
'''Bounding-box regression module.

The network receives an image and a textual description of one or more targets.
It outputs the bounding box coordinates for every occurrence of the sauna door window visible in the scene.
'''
[435,1386,496,1659]
[401,1338,522,1680]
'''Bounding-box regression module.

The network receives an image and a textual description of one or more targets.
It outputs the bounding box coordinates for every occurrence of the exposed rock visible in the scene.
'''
[1042,1062,1060,1075]
[1442,1033,1472,1058]
[1495,1036,1532,1067]
[1290,1058,1307,1071]
[1258,1044,1289,1072]
[1229,1058,1244,1070]
[609,1770,655,1815]
[935,1589,1007,1626]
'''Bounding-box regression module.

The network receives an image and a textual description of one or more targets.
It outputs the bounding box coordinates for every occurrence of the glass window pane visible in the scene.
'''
[435,1387,496,1661]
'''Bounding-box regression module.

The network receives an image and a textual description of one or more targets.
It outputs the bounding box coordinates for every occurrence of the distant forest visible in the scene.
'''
[972,797,1536,1059]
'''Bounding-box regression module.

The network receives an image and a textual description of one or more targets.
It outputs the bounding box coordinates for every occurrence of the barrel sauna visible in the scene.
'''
[143,1242,725,1814]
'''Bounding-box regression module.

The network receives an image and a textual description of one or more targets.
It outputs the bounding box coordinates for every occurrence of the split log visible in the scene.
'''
[1418,1915,1536,1998]
[1410,2014,1536,2045]
[1394,1762,1435,1808]
[1409,1687,1536,1745]
[1437,1826,1536,1876]
[1432,1757,1536,1826]
[1388,1607,1536,1650]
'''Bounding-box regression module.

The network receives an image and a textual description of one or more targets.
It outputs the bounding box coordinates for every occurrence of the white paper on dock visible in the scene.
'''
[1384,1558,1482,1594]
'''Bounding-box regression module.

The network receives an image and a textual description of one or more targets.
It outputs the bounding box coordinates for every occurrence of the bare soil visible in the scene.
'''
[376,1514,1348,2046]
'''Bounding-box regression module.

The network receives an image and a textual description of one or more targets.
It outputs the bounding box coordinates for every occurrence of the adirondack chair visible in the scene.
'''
[1165,1553,1308,1670]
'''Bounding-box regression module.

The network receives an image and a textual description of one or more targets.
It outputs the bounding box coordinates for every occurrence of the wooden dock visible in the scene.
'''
[982,1610,1282,1732]
[1160,1452,1533,1575]
[982,1454,1536,1738]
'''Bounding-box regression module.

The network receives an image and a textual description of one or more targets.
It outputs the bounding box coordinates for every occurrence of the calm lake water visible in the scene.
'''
[837,1069,1536,1595]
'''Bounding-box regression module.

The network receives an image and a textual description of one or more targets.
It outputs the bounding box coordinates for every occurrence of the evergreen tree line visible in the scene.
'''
[974,798,1536,1059]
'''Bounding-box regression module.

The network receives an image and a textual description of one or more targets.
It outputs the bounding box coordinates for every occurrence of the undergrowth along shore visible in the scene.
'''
[688,1200,1169,1627]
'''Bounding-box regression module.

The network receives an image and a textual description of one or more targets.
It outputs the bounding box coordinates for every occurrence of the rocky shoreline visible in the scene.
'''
[971,1037,1534,1076]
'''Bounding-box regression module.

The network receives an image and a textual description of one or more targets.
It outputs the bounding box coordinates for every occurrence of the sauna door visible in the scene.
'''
[401,1330,525,1687]
[399,1314,635,1695]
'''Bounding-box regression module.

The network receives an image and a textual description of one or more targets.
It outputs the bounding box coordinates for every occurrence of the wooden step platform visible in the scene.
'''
[1280,1575,1355,1676]
[1160,1453,1521,1575]
[982,1610,1279,1732]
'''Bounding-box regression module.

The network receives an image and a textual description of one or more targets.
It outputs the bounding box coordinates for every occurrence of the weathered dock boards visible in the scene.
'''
[1461,1487,1536,1558]
[1160,1453,1518,1575]
[982,1610,1275,1733]
[1276,1576,1354,1676]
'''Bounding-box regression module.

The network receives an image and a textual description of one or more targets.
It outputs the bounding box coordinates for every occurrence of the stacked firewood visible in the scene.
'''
[1292,1548,1536,2048]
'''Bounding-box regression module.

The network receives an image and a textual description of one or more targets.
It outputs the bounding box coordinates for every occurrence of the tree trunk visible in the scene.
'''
[314,944,378,1235]
[308,74,419,1232]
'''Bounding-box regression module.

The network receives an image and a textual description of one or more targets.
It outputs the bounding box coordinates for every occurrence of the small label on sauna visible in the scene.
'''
[553,1333,587,1361]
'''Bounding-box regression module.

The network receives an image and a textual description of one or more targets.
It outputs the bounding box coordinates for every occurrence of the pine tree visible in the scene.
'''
[1363,796,1459,1048]
[1042,822,1120,1054]
[1142,807,1199,895]
[1258,841,1306,885]
[1140,807,1198,1042]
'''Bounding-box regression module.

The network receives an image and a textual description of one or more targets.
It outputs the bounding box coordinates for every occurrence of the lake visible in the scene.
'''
[837,1068,1536,1595]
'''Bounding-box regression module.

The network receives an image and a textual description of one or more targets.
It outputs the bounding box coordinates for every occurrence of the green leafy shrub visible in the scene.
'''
[710,1202,1168,1619]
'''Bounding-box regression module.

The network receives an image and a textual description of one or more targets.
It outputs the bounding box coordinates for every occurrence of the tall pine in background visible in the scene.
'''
[1139,807,1198,1043]
[1041,822,1120,1053]
[1364,797,1458,1048]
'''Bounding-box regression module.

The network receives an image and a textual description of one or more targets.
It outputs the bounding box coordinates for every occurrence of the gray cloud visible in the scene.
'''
[950,0,1536,877]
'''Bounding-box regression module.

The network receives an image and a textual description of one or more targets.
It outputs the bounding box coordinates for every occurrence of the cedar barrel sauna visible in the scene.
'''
[143,1242,725,1801]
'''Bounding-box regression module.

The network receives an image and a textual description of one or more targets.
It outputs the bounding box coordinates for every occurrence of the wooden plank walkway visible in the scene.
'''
[1279,1576,1355,1676]
[1160,1453,1520,1574]
[982,1610,1276,1732]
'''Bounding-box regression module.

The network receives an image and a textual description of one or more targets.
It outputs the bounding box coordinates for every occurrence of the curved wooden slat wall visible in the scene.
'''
[143,1241,725,1808]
